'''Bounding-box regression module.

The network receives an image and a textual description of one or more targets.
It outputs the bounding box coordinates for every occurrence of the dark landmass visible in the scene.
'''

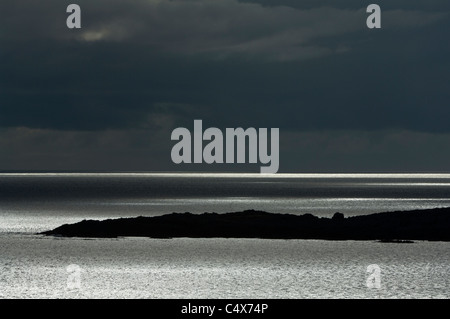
[40,207,450,241]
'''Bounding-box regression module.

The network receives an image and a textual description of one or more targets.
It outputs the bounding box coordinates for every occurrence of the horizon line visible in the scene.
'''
[2,172,450,178]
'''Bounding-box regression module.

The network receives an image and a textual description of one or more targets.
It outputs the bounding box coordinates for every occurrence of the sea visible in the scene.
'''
[0,173,449,299]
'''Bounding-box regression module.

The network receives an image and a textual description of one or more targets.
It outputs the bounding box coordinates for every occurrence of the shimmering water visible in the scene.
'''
[2,173,450,233]
[0,173,449,298]
[1,236,449,299]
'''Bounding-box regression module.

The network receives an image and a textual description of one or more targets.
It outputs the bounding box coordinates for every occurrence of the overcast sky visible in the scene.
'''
[1,0,449,172]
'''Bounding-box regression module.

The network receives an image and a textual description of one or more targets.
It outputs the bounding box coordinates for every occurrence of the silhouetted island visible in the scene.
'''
[40,207,450,241]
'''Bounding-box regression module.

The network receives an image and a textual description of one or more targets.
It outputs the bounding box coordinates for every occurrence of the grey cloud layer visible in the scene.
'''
[1,0,448,131]
[2,1,446,61]
[1,1,450,171]
[2,127,450,172]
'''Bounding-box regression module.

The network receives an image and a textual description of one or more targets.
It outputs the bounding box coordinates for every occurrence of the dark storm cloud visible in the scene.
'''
[280,130,450,173]
[1,0,449,132]
[0,127,174,171]
[2,127,450,172]
[1,0,450,172]
[240,0,450,11]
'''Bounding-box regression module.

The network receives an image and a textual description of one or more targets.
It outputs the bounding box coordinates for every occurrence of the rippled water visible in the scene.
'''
[0,173,449,298]
[0,236,448,299]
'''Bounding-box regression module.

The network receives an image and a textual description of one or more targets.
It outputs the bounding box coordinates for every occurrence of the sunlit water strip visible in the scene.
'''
[2,172,450,178]
[1,173,450,233]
